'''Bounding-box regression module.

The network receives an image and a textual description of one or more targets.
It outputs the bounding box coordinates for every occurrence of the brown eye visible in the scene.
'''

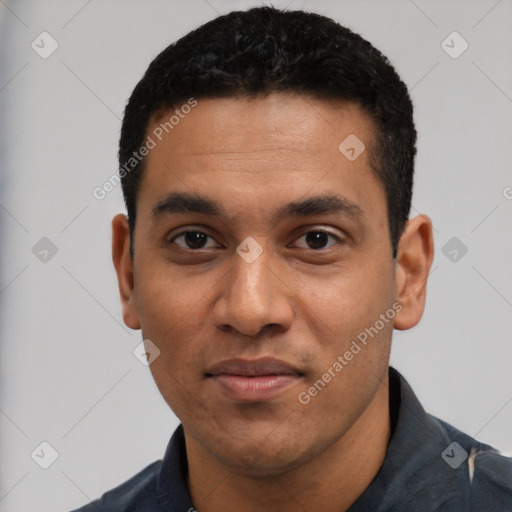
[295,230,341,250]
[170,231,217,250]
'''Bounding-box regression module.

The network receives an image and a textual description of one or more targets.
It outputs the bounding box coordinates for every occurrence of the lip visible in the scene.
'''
[206,357,303,402]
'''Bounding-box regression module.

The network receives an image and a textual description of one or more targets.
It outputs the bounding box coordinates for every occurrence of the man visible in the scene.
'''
[73,6,512,511]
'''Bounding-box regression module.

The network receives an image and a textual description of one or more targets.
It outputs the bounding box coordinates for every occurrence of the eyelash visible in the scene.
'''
[168,228,343,251]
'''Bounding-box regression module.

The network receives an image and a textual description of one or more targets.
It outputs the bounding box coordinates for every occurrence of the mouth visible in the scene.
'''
[205,357,304,402]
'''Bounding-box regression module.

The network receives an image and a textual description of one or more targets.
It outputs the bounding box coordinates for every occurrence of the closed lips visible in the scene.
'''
[205,357,303,377]
[205,358,304,401]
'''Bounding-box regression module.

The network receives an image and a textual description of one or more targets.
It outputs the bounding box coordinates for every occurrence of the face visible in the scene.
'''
[115,93,408,477]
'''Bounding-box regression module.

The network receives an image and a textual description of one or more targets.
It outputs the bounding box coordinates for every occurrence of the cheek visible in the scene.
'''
[296,258,396,347]
[295,278,395,423]
[134,255,215,336]
[143,317,209,425]
[134,265,214,393]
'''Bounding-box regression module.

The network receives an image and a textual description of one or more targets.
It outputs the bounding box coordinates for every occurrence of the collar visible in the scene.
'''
[154,367,477,511]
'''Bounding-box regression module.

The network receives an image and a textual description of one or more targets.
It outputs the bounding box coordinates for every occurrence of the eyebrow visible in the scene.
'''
[151,192,365,222]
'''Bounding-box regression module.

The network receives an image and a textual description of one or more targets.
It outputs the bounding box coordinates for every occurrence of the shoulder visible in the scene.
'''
[379,369,512,511]
[431,415,512,510]
[469,447,512,509]
[69,460,162,512]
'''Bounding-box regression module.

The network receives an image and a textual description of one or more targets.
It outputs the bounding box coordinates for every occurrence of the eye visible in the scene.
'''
[169,228,343,252]
[169,230,219,250]
[293,229,342,250]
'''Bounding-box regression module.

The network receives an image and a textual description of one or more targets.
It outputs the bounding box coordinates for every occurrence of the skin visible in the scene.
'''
[112,93,434,511]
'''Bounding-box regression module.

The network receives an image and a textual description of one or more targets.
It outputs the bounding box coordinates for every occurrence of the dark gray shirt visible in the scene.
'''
[71,367,512,511]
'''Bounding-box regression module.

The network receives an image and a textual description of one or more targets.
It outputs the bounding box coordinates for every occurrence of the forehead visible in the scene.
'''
[137,93,385,227]
[147,93,375,159]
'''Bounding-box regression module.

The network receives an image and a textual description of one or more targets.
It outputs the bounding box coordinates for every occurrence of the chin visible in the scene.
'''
[205,425,318,477]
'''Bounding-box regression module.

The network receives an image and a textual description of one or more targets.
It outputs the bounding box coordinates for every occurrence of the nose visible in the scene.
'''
[213,245,294,337]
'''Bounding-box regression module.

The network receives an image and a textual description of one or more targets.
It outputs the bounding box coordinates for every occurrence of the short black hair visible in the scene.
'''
[119,6,416,259]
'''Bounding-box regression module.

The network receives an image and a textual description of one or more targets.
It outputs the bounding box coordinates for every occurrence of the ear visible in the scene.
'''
[394,214,434,330]
[112,213,141,330]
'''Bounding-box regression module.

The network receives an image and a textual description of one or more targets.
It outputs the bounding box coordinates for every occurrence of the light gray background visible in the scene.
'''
[0,0,511,510]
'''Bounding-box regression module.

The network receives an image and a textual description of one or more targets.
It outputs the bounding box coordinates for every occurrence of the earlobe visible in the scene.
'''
[112,213,141,330]
[394,215,434,331]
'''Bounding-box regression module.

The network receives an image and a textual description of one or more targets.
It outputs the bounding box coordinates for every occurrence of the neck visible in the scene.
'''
[186,377,390,512]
